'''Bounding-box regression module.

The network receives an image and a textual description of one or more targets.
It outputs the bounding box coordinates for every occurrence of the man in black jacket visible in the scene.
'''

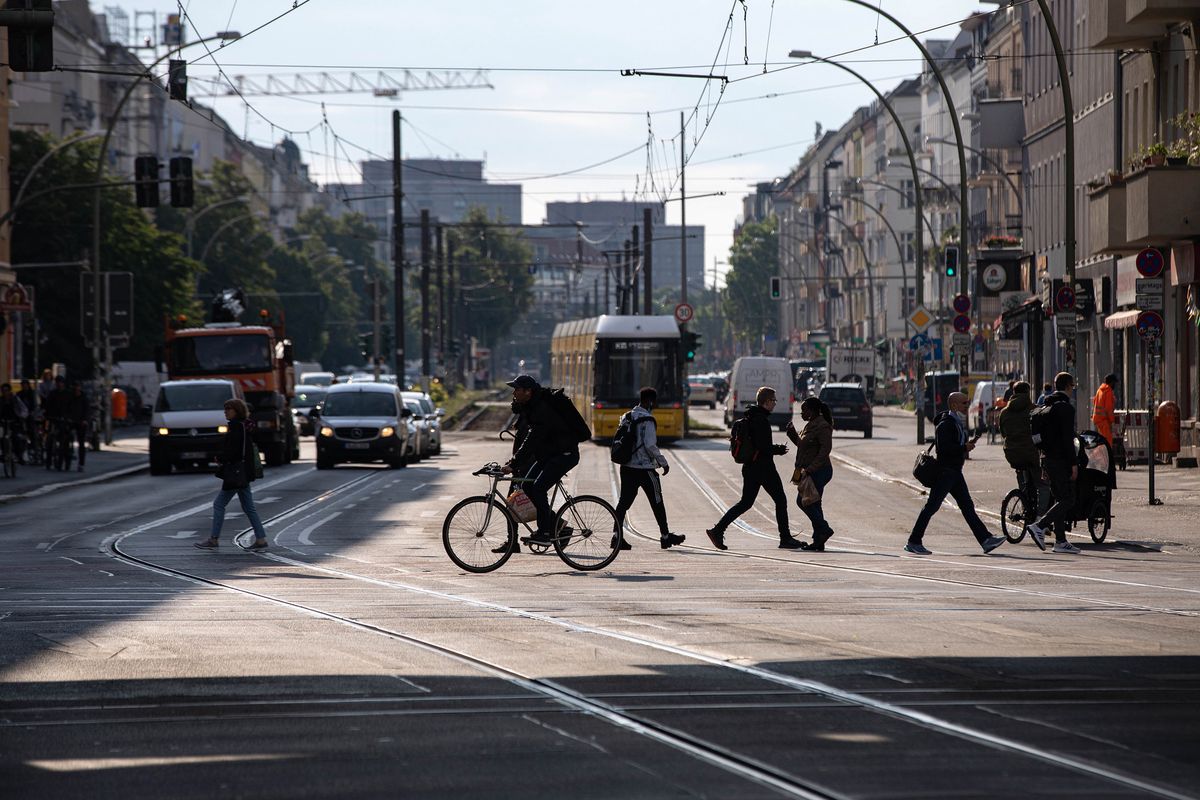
[503,375,580,546]
[905,391,1006,555]
[706,386,804,551]
[1026,372,1080,554]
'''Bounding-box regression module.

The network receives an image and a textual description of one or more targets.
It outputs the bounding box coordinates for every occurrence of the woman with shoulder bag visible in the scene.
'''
[194,398,269,551]
[785,397,835,551]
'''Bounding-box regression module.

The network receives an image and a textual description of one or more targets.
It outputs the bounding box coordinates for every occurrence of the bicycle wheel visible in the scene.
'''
[553,494,619,571]
[1000,488,1029,543]
[1087,499,1110,544]
[442,496,517,573]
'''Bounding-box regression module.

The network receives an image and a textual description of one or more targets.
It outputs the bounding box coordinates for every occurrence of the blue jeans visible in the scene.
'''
[796,463,833,540]
[522,451,580,534]
[908,469,992,548]
[211,487,268,540]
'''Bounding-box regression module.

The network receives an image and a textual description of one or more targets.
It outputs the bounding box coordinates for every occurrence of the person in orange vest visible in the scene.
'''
[1091,373,1118,444]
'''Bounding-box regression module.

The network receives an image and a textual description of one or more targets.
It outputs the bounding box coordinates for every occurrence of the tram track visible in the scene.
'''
[95,469,1197,800]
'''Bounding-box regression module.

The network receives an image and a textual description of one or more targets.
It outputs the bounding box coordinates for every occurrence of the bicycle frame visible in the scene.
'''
[477,466,564,536]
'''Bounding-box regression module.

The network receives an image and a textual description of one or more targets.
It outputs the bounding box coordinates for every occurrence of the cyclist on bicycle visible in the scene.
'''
[501,374,581,547]
[0,383,29,461]
[998,381,1039,524]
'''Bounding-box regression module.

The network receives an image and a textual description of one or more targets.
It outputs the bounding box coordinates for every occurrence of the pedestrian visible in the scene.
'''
[36,369,55,405]
[66,382,90,471]
[905,392,1007,556]
[785,396,835,551]
[1036,381,1054,406]
[1091,373,1118,445]
[0,384,29,463]
[1025,372,1082,554]
[999,381,1039,522]
[1002,379,1017,403]
[706,386,805,551]
[613,387,685,551]
[194,398,268,551]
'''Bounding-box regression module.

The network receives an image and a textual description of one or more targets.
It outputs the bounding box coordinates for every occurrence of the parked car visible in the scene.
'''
[819,382,873,438]
[149,379,243,475]
[724,356,795,430]
[403,391,443,455]
[314,383,414,469]
[687,376,717,409]
[401,396,435,459]
[291,384,328,436]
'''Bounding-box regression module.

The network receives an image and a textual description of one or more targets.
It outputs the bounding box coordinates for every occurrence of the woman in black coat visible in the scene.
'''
[194,398,268,550]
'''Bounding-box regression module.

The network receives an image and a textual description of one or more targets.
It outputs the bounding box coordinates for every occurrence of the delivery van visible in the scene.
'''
[723,356,795,430]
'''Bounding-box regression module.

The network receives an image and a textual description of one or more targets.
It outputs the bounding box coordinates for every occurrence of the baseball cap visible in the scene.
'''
[506,374,539,390]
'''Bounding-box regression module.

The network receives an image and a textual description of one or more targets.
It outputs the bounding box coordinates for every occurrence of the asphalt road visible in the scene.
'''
[2,411,1198,799]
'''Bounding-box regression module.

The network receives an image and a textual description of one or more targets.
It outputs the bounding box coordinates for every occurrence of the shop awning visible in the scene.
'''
[1104,309,1141,330]
[997,296,1042,336]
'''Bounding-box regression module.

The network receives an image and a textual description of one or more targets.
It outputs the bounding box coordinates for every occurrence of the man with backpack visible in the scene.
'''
[611,387,685,551]
[1025,372,1082,554]
[705,386,804,551]
[502,374,590,547]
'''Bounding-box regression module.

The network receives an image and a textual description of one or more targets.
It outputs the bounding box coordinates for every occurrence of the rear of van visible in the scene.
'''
[723,357,795,431]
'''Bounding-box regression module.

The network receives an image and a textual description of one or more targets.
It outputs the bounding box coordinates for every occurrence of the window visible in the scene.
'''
[903,286,917,315]
[900,232,915,264]
[900,179,915,209]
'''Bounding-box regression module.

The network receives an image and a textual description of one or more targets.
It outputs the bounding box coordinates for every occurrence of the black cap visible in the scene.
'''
[506,374,539,390]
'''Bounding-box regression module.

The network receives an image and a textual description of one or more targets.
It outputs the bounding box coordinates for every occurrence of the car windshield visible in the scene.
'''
[321,392,397,417]
[156,384,232,412]
[294,389,326,407]
[595,339,682,405]
[820,388,866,404]
[405,400,423,416]
[172,334,271,375]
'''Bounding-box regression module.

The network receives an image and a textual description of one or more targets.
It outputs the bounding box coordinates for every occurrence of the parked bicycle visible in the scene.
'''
[443,462,619,573]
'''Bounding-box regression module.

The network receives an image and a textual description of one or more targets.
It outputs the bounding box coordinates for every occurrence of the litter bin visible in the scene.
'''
[111,387,128,421]
[1156,400,1180,455]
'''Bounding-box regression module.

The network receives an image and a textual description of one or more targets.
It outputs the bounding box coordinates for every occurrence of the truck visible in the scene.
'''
[827,346,878,395]
[156,291,300,466]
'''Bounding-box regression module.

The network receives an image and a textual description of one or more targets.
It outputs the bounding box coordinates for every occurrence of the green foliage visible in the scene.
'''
[449,206,534,349]
[722,217,779,347]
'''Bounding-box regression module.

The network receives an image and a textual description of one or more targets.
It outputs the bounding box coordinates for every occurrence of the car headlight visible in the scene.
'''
[156,427,169,436]
[319,426,334,437]
[217,425,228,433]
[380,426,395,437]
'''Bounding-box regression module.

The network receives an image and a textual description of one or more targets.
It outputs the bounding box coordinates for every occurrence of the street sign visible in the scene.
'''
[1136,278,1164,294]
[908,332,931,352]
[981,263,1007,292]
[952,313,971,334]
[1136,293,1164,311]
[952,294,971,314]
[0,284,32,312]
[1056,315,1077,338]
[80,271,134,344]
[952,333,971,349]
[1136,246,1165,278]
[1135,310,1165,341]
[1055,284,1076,313]
[673,302,694,325]
[907,304,933,333]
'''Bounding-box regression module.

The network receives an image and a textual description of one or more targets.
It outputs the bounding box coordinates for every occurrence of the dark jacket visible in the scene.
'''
[933,410,969,473]
[1040,391,1076,463]
[512,387,578,465]
[788,414,832,472]
[218,420,257,490]
[743,404,786,466]
[999,392,1039,469]
[507,405,536,477]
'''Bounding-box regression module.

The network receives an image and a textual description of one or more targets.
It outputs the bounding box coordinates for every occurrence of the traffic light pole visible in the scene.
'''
[372,278,382,382]
[392,110,405,382]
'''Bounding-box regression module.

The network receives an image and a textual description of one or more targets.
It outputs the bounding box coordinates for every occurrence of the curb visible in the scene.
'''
[0,462,149,504]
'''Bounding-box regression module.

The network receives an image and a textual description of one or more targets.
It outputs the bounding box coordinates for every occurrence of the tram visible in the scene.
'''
[550,315,685,440]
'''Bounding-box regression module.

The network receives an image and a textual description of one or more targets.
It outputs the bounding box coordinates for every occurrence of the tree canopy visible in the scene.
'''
[722,217,779,347]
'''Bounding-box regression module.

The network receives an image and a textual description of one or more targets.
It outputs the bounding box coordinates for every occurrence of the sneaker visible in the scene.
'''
[1052,541,1082,554]
[778,536,804,550]
[192,538,219,550]
[491,539,519,554]
[982,535,1006,554]
[904,542,932,555]
[660,533,686,549]
[800,540,823,552]
[1025,522,1047,551]
[248,539,269,551]
[522,531,554,546]
[705,527,728,551]
[611,535,633,551]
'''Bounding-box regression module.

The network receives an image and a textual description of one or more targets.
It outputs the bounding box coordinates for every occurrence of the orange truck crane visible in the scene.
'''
[156,290,300,466]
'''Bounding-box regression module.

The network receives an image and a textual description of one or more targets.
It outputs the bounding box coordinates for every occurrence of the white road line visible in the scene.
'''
[58,556,83,565]
[256,496,282,504]
[168,530,198,539]
[297,513,340,546]
[411,483,428,492]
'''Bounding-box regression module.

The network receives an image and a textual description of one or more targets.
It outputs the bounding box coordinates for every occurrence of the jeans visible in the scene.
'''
[713,461,790,538]
[908,469,992,548]
[522,451,580,535]
[615,466,669,537]
[1036,458,1075,542]
[796,463,833,540]
[211,486,268,540]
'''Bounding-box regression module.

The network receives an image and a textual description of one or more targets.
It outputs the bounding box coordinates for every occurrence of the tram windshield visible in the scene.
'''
[594,338,682,405]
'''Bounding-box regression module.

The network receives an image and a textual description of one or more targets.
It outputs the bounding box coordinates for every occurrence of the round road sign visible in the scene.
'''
[952,294,971,314]
[1135,310,1165,341]
[1055,284,1076,312]
[1136,247,1165,278]
[673,302,694,324]
[982,263,1007,292]
[952,313,972,334]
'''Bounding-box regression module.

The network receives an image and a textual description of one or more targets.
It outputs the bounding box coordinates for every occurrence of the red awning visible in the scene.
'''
[1104,309,1141,330]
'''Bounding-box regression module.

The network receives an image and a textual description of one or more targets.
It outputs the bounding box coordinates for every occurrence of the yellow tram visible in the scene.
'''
[550,315,685,441]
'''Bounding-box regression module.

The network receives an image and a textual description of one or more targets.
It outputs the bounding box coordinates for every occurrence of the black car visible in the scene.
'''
[819,383,872,438]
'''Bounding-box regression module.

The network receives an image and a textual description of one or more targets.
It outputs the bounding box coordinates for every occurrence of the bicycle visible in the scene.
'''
[0,419,18,479]
[1000,467,1046,543]
[442,461,620,573]
[47,418,75,472]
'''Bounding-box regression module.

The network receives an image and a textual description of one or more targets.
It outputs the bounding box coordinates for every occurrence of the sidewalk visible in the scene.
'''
[0,426,149,504]
[838,406,1200,548]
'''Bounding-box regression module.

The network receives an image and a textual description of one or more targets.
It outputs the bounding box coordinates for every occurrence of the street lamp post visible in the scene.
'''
[925,136,1024,231]
[186,195,252,259]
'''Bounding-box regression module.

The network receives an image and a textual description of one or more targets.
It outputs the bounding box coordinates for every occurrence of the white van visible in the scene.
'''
[723,356,795,430]
[149,379,242,475]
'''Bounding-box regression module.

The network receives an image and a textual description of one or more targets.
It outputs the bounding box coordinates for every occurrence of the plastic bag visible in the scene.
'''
[506,489,537,523]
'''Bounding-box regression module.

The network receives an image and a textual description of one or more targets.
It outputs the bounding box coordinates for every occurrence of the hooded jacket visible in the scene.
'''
[619,405,668,470]
[742,404,785,465]
[789,414,832,472]
[932,410,969,472]
[999,392,1039,469]
[1040,391,1077,463]
[1091,382,1116,440]
[511,387,578,464]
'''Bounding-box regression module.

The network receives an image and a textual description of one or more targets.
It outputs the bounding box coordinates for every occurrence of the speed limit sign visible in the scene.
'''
[674,303,694,324]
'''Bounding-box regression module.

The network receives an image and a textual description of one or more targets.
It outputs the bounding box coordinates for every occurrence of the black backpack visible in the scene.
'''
[729,417,757,464]
[546,387,592,443]
[1029,403,1055,450]
[610,413,651,465]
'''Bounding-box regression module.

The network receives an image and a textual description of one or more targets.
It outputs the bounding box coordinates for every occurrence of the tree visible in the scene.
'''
[723,217,779,349]
[449,207,534,349]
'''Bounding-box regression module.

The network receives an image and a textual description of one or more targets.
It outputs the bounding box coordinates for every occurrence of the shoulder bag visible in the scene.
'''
[218,425,251,489]
[911,441,939,488]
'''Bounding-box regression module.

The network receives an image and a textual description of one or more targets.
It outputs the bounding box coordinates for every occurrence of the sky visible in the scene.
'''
[108,0,985,286]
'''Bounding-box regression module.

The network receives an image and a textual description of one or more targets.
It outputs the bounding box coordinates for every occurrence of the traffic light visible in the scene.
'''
[944,245,959,278]
[682,331,702,362]
[168,59,188,102]
[358,333,371,360]
[169,156,193,208]
[134,155,159,208]
[6,0,55,73]
[769,276,782,300]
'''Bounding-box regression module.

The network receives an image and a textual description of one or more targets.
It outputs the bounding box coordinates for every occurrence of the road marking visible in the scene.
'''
[411,483,428,492]
[256,496,282,504]
[168,530,198,539]
[58,556,83,565]
[419,510,437,518]
[36,542,49,550]
[297,513,340,546]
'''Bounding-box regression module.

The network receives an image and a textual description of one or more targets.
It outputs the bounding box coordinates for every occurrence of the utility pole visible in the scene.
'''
[679,111,688,306]
[593,279,599,317]
[630,226,639,315]
[447,236,458,387]
[436,224,445,373]
[643,208,653,316]
[604,269,610,314]
[372,278,382,382]
[391,110,405,380]
[623,239,632,314]
[420,209,431,386]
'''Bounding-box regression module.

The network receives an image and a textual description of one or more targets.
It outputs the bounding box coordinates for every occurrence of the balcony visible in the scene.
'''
[1086,180,1135,255]
[1123,165,1200,246]
[1124,0,1200,24]
[1086,0,1160,47]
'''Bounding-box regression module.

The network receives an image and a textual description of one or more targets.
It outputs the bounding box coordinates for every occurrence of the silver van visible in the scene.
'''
[723,356,795,431]
[149,379,243,475]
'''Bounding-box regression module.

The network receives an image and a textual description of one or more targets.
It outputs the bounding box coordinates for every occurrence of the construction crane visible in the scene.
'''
[190,70,493,99]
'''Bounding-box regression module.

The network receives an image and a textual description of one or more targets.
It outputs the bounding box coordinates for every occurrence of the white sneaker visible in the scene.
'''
[1052,541,1081,554]
[1025,522,1047,551]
